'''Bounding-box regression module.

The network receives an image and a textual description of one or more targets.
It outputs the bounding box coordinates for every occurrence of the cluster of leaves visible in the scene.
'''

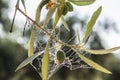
[11,0,120,80]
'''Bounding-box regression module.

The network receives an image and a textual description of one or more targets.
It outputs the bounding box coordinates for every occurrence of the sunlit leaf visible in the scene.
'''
[83,46,120,54]
[73,49,112,74]
[15,51,44,72]
[28,29,34,57]
[42,40,50,80]
[52,5,64,30]
[82,6,102,44]
[43,4,58,27]
[35,0,49,23]
[52,9,59,30]
[68,0,95,6]
[61,16,70,31]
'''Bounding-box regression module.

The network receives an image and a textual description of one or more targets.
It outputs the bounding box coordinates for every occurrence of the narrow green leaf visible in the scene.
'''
[82,6,102,44]
[83,46,120,54]
[35,0,49,23]
[43,4,58,26]
[61,16,70,31]
[68,0,95,6]
[15,51,44,72]
[53,5,64,30]
[42,40,50,80]
[28,29,34,57]
[73,49,112,74]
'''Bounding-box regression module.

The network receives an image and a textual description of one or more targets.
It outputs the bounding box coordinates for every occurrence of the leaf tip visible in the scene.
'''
[99,6,102,11]
[15,67,19,72]
[106,71,112,74]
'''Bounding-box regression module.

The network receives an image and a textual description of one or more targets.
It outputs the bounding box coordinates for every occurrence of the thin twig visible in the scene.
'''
[16,4,82,49]
[10,0,20,32]
[13,0,82,49]
[23,20,27,36]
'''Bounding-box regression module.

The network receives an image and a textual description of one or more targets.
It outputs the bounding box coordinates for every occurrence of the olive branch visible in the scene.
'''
[10,0,120,80]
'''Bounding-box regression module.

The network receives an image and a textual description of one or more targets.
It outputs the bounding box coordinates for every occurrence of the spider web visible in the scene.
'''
[32,26,91,78]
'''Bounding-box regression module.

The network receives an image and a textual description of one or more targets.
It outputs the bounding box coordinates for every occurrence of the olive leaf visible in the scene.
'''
[62,2,73,15]
[76,28,81,43]
[57,50,65,63]
[35,0,49,23]
[73,49,112,74]
[65,2,73,12]
[43,4,58,27]
[61,16,70,31]
[15,51,44,72]
[68,0,95,6]
[52,1,65,31]
[52,8,63,30]
[82,6,102,44]
[42,40,50,80]
[28,29,34,57]
[62,4,69,15]
[83,46,120,54]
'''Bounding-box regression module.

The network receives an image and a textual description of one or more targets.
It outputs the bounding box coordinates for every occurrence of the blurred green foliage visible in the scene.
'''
[0,38,27,80]
[0,0,10,31]
[0,0,27,79]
